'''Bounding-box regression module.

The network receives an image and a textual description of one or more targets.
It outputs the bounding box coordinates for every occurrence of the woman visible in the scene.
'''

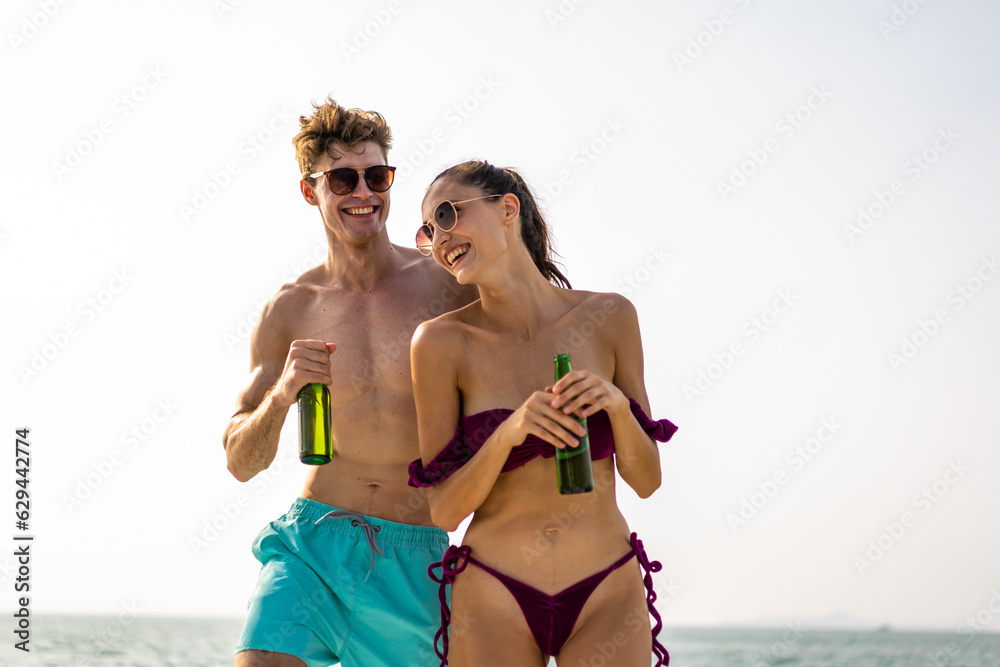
[408,161,677,666]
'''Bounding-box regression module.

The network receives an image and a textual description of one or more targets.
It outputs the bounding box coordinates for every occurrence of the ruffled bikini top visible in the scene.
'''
[408,398,677,488]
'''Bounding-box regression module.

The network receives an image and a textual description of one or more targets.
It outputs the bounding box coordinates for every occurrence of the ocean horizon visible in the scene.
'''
[3,614,999,666]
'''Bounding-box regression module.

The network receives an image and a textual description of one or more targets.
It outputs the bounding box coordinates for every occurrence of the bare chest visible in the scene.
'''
[459,327,616,414]
[292,290,428,401]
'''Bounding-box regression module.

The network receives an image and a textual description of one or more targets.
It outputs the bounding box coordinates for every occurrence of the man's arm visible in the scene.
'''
[222,289,335,482]
[223,369,289,483]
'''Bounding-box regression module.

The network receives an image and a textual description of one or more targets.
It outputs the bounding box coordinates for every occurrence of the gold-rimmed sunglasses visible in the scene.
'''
[415,194,502,256]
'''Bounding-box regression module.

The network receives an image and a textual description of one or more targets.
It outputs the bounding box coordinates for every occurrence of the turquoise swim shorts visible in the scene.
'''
[236,498,448,667]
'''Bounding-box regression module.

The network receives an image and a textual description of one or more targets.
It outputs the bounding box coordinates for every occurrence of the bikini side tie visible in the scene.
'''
[631,532,670,666]
[428,544,470,665]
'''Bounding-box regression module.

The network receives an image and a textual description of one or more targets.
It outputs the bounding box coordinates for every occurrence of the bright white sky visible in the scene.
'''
[2,0,999,641]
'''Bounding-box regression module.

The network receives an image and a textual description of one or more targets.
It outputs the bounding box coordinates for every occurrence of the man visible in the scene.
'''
[224,98,477,667]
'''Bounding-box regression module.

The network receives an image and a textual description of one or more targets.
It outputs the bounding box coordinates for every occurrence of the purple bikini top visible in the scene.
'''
[408,398,677,488]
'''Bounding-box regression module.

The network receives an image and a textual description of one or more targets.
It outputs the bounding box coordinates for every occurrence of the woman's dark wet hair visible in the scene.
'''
[430,161,571,289]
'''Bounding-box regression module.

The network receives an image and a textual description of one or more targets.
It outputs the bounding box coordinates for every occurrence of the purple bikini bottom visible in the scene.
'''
[428,532,668,665]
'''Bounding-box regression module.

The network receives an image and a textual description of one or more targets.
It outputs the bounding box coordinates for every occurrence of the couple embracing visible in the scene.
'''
[224,98,677,667]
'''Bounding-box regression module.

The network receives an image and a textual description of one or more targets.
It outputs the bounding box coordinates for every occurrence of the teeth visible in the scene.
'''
[345,206,374,215]
[446,246,468,265]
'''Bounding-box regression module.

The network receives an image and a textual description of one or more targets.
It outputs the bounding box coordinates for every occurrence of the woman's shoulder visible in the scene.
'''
[563,289,638,326]
[569,288,634,308]
[412,300,482,349]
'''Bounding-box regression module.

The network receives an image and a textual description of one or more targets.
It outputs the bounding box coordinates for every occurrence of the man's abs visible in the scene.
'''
[298,388,433,526]
[277,259,469,527]
[300,460,432,527]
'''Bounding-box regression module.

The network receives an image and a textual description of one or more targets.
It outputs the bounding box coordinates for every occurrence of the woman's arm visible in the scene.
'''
[551,295,662,498]
[411,318,587,530]
[411,319,515,531]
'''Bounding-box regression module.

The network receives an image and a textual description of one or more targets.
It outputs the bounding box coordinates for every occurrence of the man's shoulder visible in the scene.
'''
[246,283,309,356]
[264,280,320,320]
[253,278,330,341]
[393,247,477,303]
[392,246,445,284]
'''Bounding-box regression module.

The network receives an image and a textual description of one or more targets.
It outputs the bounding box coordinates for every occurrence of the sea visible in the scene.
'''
[3,617,1000,666]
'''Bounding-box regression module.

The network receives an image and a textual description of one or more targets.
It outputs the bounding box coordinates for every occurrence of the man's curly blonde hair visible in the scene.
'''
[293,96,393,183]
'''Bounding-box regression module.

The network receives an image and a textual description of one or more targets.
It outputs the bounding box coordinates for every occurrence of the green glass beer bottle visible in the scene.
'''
[554,353,594,494]
[297,383,331,465]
